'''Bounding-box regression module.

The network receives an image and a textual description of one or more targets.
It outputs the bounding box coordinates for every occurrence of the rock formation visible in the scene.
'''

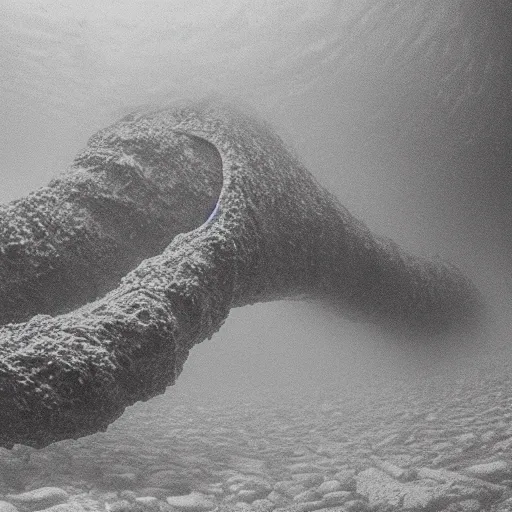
[0,99,482,448]
[0,109,223,325]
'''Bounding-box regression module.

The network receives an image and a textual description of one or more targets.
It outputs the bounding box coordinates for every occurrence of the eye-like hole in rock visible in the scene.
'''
[0,110,224,325]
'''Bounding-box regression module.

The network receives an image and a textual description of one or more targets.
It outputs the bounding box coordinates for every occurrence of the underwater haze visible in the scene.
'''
[2,1,512,511]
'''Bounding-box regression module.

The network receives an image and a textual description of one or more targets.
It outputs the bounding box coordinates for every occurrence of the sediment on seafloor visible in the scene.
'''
[0,99,483,449]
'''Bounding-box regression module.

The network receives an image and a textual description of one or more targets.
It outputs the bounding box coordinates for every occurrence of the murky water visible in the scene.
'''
[1,1,512,511]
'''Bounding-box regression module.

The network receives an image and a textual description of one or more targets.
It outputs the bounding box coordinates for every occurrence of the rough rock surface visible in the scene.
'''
[0,112,223,326]
[0,99,483,448]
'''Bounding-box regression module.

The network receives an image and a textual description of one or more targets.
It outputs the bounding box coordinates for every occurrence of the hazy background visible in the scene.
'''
[2,0,512,402]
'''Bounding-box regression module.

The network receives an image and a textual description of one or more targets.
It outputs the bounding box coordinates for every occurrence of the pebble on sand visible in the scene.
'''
[5,488,69,512]
[135,497,158,505]
[332,470,356,492]
[290,474,324,489]
[104,473,138,489]
[237,490,261,503]
[0,501,19,512]
[142,471,191,494]
[343,500,369,512]
[287,464,320,475]
[273,481,306,499]
[166,492,216,511]
[250,499,275,511]
[462,460,511,482]
[292,490,320,503]
[321,491,354,506]
[316,480,341,495]
[443,499,481,512]
[37,504,86,512]
[266,491,289,507]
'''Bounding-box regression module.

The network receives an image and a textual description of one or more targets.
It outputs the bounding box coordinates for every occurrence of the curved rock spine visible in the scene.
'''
[0,100,482,448]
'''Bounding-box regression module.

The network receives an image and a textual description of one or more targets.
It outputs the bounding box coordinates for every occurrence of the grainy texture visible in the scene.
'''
[0,111,222,325]
[0,99,482,448]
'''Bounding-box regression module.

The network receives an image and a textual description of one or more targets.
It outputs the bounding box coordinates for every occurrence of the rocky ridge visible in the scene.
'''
[0,100,482,448]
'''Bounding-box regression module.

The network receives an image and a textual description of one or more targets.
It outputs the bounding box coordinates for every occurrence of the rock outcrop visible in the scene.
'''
[0,99,482,448]
[0,109,223,325]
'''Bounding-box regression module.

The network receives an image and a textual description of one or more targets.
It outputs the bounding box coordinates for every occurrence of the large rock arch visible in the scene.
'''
[0,100,482,449]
